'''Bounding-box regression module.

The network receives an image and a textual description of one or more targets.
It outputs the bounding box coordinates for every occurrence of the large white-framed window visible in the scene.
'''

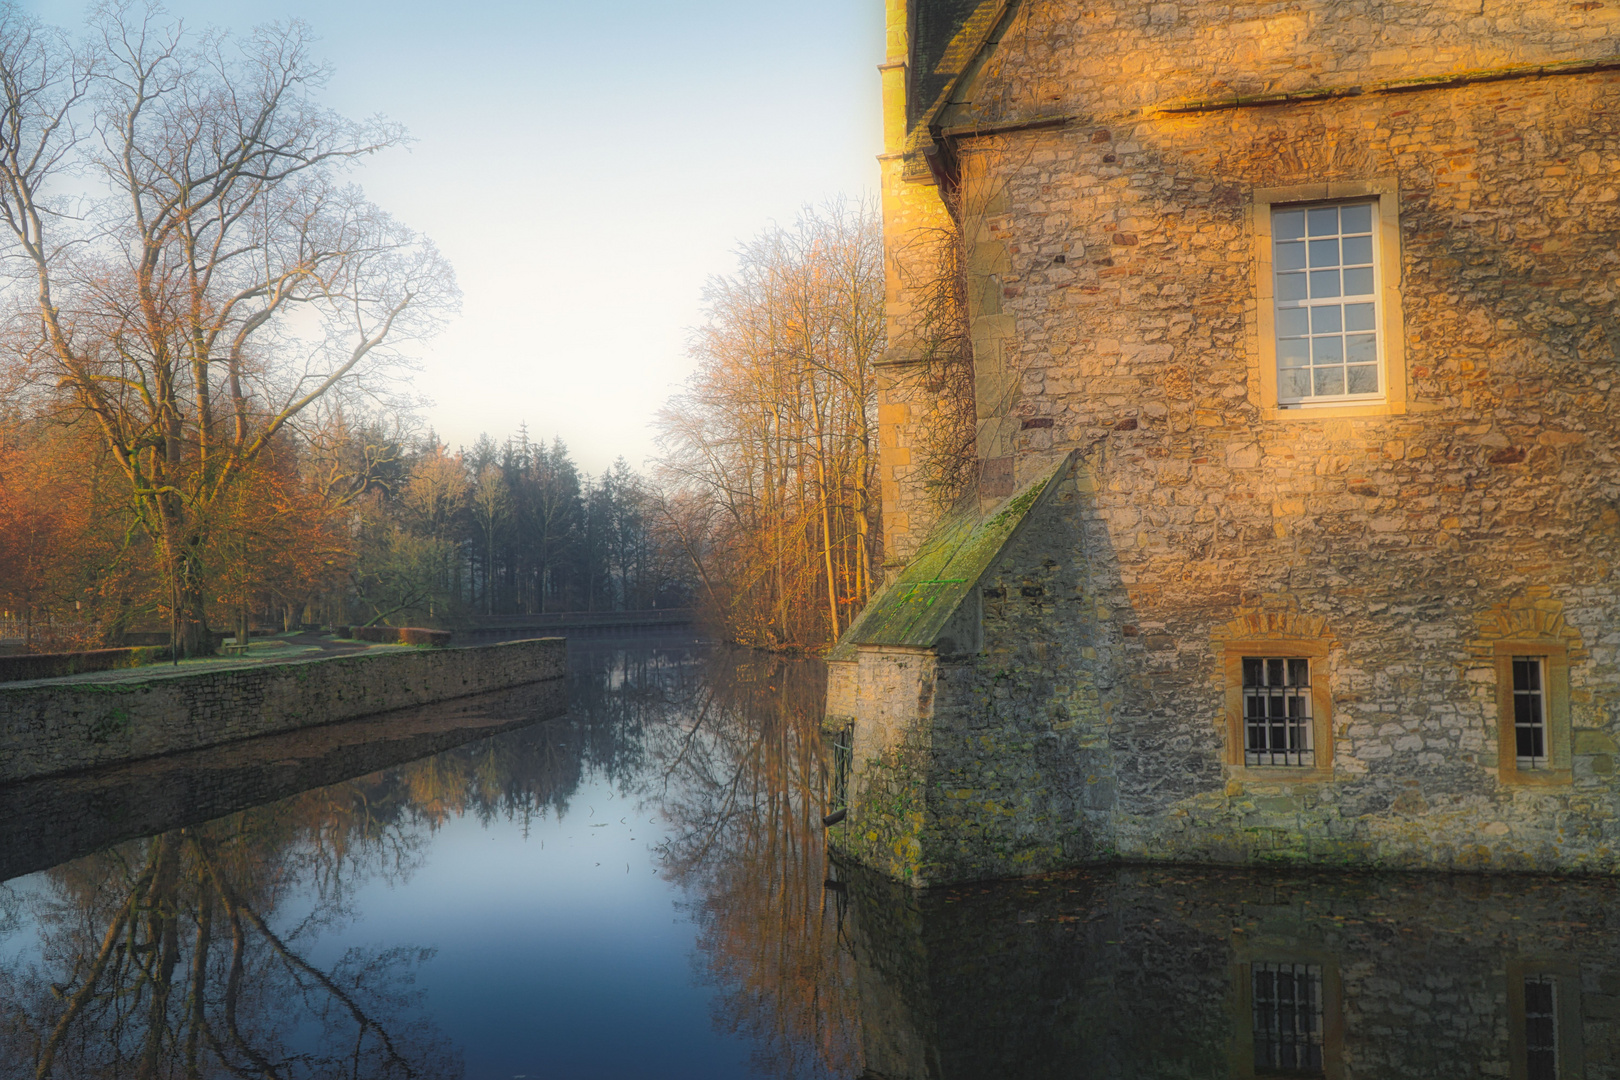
[1272,201,1381,405]
[1249,180,1406,421]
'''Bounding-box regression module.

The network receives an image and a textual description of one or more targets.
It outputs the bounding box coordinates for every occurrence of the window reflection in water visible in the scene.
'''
[1250,963,1325,1075]
[1524,976,1560,1080]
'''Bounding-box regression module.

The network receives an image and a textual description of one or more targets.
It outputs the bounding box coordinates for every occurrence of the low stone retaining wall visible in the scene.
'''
[0,646,169,683]
[0,679,568,883]
[0,637,566,783]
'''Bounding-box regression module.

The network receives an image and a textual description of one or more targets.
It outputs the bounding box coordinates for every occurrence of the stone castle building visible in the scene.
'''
[826,0,1620,885]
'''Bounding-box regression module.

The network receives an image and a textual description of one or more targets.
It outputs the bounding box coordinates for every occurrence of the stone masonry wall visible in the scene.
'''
[864,0,1620,879]
[0,638,566,782]
[839,648,938,882]
[877,158,964,564]
[834,460,1120,885]
[922,460,1112,882]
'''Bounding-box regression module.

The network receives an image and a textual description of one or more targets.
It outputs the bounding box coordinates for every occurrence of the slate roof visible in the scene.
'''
[908,0,1009,140]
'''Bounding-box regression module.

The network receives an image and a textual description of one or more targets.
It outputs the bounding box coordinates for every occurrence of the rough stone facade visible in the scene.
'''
[0,638,566,782]
[833,0,1620,884]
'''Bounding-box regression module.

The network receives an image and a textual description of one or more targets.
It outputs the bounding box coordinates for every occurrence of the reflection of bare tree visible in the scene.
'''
[649,648,861,1080]
[0,673,618,1080]
[0,814,460,1079]
[0,742,502,1080]
[0,882,19,939]
[0,643,860,1078]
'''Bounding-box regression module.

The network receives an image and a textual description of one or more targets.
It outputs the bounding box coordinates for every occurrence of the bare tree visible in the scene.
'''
[656,200,882,649]
[0,4,456,654]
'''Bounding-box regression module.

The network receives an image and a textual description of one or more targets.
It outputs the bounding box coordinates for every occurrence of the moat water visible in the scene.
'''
[1,637,1616,1078]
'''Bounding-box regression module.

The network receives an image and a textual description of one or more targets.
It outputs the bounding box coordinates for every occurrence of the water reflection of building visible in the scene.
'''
[838,863,1618,1079]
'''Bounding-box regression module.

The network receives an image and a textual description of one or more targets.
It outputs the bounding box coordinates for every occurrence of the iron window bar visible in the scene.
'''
[1244,657,1314,766]
[823,722,854,827]
[1513,657,1550,769]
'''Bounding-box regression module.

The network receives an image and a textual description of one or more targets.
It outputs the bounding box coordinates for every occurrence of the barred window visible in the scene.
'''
[1524,976,1560,1080]
[1513,657,1549,769]
[1252,963,1325,1075]
[1273,202,1381,405]
[1243,657,1314,766]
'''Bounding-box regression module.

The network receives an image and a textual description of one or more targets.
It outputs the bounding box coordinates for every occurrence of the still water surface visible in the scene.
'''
[1,639,1617,1078]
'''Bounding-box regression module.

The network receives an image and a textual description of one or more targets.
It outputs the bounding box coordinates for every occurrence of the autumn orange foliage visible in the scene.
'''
[0,426,99,649]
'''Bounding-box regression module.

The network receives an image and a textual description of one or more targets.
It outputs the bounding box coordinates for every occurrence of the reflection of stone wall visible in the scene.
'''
[0,638,566,782]
[0,679,568,882]
[842,861,1620,1079]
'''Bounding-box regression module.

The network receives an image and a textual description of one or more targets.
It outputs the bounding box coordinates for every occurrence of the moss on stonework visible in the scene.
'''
[838,453,1072,650]
[837,744,930,882]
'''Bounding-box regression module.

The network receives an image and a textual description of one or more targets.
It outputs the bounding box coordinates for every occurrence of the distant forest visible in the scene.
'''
[0,5,694,654]
[0,414,692,650]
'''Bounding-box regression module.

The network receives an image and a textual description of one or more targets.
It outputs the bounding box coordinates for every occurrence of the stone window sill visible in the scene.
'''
[1228,764,1335,785]
[1498,767,1573,788]
[1263,400,1406,422]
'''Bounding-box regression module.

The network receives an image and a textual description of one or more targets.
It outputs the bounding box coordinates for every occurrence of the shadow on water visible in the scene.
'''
[0,637,1617,1078]
[837,862,1620,1079]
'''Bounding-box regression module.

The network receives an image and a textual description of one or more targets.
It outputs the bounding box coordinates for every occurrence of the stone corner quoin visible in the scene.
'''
[831,0,1620,886]
[0,638,568,784]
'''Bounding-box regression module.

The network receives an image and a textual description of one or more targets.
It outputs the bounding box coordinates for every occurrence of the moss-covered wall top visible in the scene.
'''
[836,453,1071,653]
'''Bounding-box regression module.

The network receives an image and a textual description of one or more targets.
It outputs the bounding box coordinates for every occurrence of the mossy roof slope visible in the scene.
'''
[836,456,1067,652]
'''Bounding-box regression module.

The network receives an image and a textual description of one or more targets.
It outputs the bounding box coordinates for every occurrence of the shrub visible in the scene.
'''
[398,627,452,647]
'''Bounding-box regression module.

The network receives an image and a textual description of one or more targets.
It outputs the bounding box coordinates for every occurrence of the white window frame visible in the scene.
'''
[1248,180,1407,422]
[1271,200,1383,406]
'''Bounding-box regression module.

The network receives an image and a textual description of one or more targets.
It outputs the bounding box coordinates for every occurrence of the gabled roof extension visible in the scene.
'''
[834,452,1073,653]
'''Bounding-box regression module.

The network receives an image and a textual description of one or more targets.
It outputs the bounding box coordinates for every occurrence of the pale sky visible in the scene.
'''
[25,0,885,475]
